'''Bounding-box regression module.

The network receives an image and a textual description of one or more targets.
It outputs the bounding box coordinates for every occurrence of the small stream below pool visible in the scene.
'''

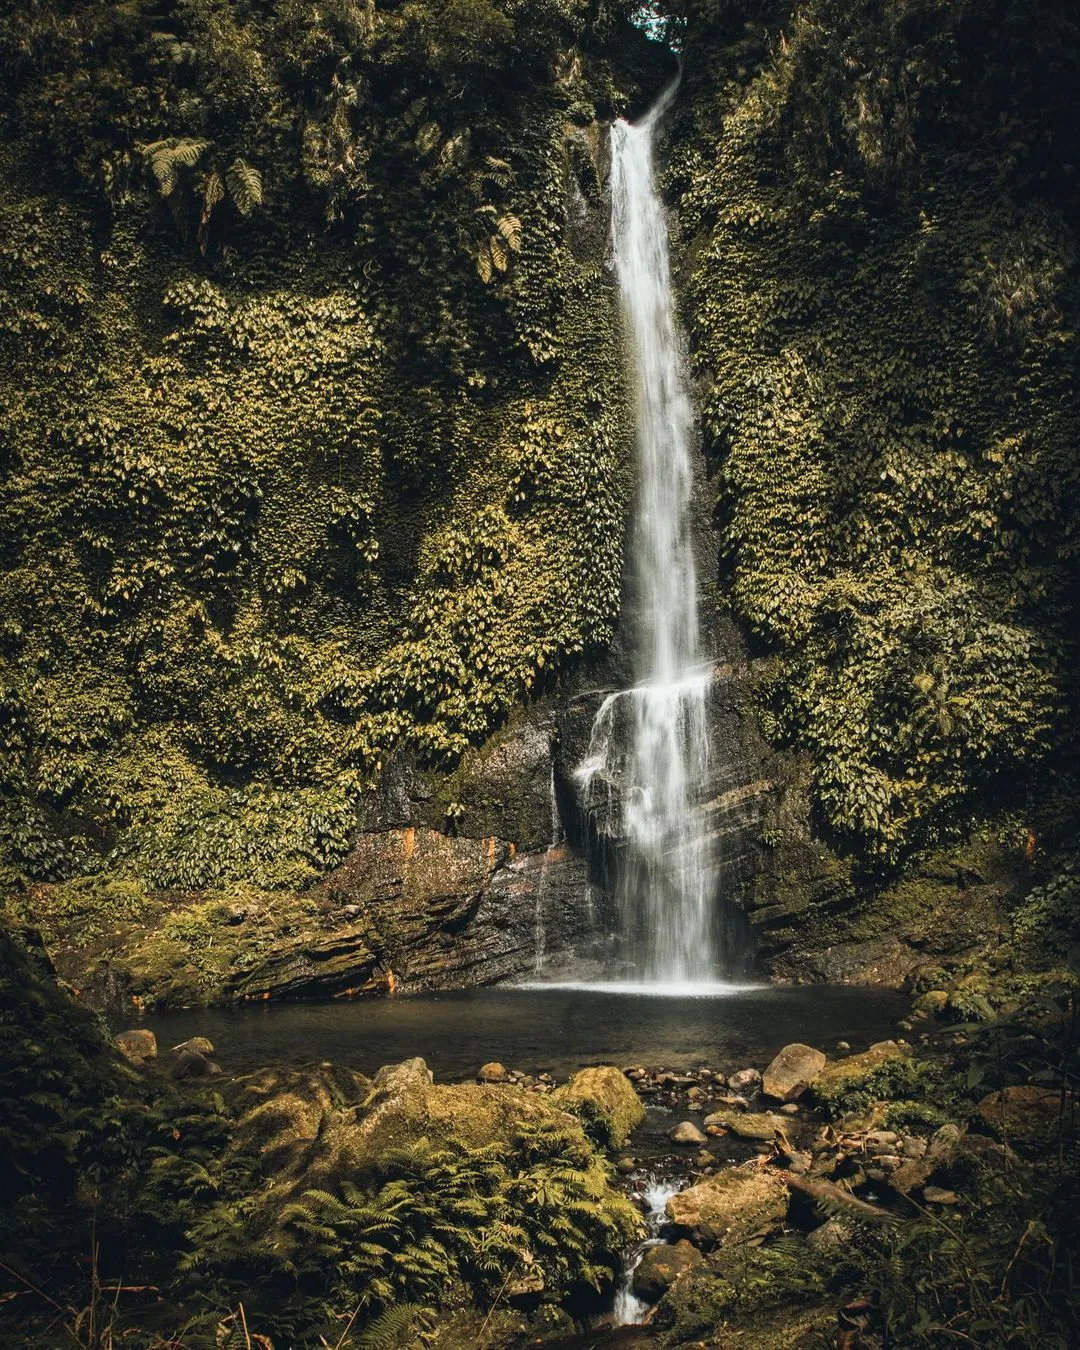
[123,983,908,1081]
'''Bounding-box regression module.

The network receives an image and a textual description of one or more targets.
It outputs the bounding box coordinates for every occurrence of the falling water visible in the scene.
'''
[611,1175,683,1326]
[576,83,717,984]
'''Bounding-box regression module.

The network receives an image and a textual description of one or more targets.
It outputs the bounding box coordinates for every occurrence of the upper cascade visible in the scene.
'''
[576,84,719,984]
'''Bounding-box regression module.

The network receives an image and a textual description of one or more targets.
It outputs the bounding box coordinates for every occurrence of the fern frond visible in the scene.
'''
[226,158,263,215]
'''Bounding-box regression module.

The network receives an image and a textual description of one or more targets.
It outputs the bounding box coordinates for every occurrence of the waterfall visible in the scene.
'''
[576,83,717,985]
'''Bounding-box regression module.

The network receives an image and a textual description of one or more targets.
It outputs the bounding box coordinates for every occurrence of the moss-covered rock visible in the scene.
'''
[666,1166,789,1249]
[552,1065,645,1150]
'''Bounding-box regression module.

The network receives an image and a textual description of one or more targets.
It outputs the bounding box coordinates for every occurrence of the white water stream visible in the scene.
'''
[611,1176,683,1326]
[575,84,717,984]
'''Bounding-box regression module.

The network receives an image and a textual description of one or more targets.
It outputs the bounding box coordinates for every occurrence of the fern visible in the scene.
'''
[355,1303,433,1349]
[226,158,263,216]
[143,138,210,196]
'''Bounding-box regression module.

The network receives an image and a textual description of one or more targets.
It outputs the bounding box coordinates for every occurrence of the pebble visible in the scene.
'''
[786,1150,813,1175]
[780,1102,801,1116]
[923,1186,960,1205]
[836,1041,851,1052]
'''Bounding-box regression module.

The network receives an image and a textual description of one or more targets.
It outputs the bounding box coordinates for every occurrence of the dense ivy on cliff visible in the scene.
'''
[671,0,1080,863]
[0,1,657,890]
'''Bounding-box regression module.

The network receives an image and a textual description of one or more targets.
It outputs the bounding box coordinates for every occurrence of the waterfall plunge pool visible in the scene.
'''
[126,983,908,1081]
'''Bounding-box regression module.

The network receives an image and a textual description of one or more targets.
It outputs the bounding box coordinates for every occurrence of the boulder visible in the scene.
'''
[669,1121,708,1146]
[632,1240,703,1301]
[553,1065,645,1149]
[230,1057,598,1203]
[171,1049,221,1079]
[975,1086,1073,1151]
[762,1043,826,1102]
[115,1028,157,1063]
[170,1036,215,1057]
[703,1110,780,1141]
[666,1166,788,1248]
[478,1062,508,1083]
[812,1040,908,1109]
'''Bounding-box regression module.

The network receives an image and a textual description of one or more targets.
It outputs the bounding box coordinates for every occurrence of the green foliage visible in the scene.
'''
[0,0,644,891]
[674,0,1080,864]
[814,1055,968,1122]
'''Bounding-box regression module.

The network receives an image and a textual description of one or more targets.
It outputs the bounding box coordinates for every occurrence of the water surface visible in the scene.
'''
[132,983,908,1081]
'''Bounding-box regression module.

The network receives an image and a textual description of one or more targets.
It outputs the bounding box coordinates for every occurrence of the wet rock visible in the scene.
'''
[616,1156,637,1175]
[728,1067,762,1094]
[695,1149,714,1168]
[170,1036,214,1057]
[762,1043,826,1102]
[667,1166,788,1248]
[171,1049,220,1079]
[702,1110,779,1141]
[923,1185,959,1205]
[553,1065,645,1149]
[669,1121,708,1145]
[478,1062,508,1083]
[632,1240,703,1301]
[835,1041,851,1052]
[115,1029,156,1063]
[976,1086,1073,1150]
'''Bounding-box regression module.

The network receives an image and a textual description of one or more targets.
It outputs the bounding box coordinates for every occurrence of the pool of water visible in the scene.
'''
[128,983,909,1081]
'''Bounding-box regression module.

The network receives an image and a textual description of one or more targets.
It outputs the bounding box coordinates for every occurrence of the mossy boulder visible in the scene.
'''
[666,1166,789,1249]
[230,1056,596,1204]
[812,1041,910,1115]
[553,1065,645,1149]
[632,1239,704,1301]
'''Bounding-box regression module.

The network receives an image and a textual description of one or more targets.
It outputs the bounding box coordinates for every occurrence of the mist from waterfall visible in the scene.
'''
[575,85,717,984]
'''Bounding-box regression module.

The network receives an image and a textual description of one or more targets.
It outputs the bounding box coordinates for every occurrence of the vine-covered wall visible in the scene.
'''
[0,1,662,892]
[670,0,1080,867]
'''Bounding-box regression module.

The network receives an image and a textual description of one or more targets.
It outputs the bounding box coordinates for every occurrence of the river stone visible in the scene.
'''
[553,1065,645,1149]
[763,1043,827,1102]
[975,1086,1073,1150]
[478,1061,508,1083]
[669,1121,708,1145]
[666,1166,788,1248]
[702,1110,779,1141]
[171,1049,220,1079]
[631,1240,703,1301]
[727,1067,762,1093]
[170,1036,215,1057]
[115,1028,157,1063]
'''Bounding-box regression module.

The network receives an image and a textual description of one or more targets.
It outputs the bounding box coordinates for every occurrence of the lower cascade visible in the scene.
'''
[575,84,724,985]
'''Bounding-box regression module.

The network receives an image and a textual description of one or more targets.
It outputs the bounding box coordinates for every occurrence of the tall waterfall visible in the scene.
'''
[575,85,717,984]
